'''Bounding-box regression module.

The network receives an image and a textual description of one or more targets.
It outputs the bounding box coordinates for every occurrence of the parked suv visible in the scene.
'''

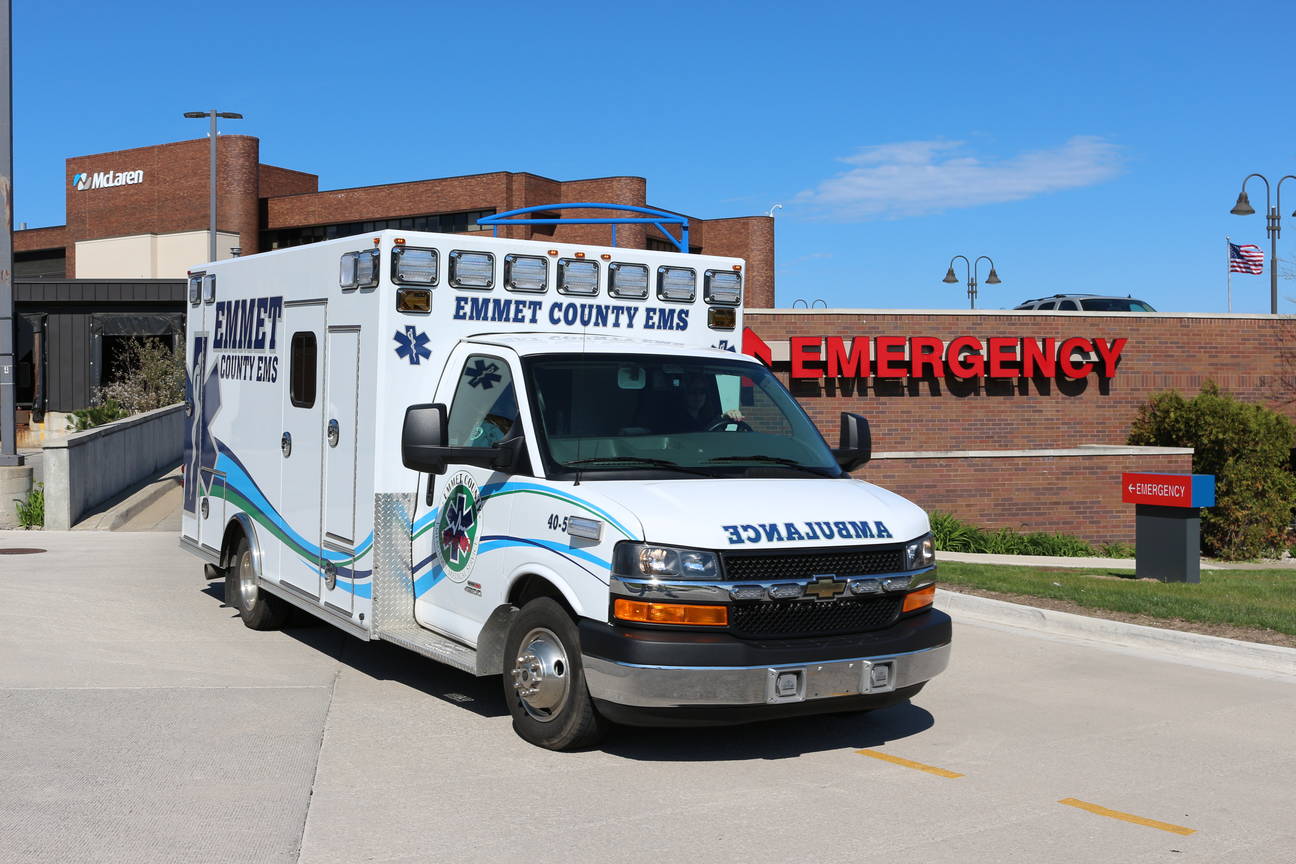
[1014,294,1156,312]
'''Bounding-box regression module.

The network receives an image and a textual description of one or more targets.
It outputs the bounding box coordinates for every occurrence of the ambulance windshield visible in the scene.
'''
[521,354,841,479]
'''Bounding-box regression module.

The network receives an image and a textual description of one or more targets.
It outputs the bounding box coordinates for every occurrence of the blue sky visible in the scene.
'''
[14,0,1296,313]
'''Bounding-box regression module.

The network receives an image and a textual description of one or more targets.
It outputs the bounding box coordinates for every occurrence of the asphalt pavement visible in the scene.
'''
[1,532,1293,864]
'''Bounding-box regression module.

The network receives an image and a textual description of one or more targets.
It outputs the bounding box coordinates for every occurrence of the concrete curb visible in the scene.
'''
[936,588,1296,678]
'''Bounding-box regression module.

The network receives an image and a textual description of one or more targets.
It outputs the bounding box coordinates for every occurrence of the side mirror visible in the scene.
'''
[402,403,450,474]
[834,412,871,472]
[401,403,528,476]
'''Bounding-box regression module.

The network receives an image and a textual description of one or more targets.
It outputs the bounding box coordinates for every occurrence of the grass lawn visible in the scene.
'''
[936,561,1296,637]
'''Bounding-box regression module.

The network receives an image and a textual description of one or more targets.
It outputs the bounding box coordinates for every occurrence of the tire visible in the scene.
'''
[502,597,607,751]
[224,532,288,631]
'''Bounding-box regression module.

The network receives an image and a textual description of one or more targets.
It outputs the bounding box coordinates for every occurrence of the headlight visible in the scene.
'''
[613,542,722,580]
[904,533,935,570]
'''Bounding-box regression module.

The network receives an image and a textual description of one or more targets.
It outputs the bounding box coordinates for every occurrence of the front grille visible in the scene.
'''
[729,595,903,639]
[722,545,905,582]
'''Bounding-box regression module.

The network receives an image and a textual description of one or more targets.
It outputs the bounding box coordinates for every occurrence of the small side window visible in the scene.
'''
[657,266,696,302]
[1059,300,1079,311]
[449,250,495,289]
[188,274,203,306]
[290,332,317,408]
[558,259,599,296]
[202,274,216,304]
[505,254,548,293]
[608,262,649,299]
[1038,301,1057,310]
[392,246,438,285]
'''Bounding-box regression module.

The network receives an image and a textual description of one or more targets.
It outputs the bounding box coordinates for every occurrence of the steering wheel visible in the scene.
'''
[706,417,753,433]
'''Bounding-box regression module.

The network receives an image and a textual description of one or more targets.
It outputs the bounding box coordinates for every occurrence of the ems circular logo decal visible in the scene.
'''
[437,472,481,582]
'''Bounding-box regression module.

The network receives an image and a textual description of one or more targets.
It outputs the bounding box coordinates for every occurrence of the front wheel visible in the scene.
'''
[502,597,607,751]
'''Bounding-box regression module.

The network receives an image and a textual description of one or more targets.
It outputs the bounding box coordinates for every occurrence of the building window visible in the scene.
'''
[262,209,496,251]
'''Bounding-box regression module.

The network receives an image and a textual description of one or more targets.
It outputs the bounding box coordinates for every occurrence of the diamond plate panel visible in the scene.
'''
[371,492,416,634]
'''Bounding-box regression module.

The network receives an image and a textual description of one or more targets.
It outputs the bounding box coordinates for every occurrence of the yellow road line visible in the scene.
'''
[1058,798,1196,836]
[855,749,963,778]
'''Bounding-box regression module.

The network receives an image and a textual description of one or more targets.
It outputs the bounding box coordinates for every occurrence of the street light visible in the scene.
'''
[183,110,243,264]
[942,255,1001,309]
[1229,173,1296,315]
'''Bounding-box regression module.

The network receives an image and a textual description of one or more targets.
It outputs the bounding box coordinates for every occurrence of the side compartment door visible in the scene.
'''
[321,327,360,613]
[413,347,522,644]
[277,302,327,598]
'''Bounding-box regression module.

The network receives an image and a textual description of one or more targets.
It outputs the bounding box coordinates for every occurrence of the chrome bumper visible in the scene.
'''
[582,642,950,709]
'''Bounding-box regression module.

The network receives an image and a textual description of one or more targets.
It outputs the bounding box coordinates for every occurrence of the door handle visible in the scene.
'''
[327,419,340,448]
[281,432,292,458]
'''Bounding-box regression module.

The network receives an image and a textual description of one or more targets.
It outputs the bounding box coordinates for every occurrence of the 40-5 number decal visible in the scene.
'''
[545,513,569,533]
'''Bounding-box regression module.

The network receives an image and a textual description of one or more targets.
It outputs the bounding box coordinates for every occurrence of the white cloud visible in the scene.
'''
[795,136,1123,221]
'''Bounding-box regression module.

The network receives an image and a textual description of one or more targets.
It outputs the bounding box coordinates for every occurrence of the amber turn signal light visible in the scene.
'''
[396,287,432,313]
[902,584,936,613]
[613,598,728,626]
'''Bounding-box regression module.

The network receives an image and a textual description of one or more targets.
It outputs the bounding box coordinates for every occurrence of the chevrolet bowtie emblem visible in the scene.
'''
[803,575,846,600]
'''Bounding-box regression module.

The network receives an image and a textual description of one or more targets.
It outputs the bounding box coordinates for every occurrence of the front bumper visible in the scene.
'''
[579,609,951,716]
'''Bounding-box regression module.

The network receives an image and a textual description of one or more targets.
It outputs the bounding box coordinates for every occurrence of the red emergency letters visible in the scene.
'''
[789,336,1126,380]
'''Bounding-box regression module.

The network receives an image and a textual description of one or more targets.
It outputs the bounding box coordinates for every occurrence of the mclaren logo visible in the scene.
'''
[71,169,144,191]
[803,575,846,600]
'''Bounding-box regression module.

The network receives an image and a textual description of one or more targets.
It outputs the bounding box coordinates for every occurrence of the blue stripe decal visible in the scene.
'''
[478,481,638,540]
[215,445,374,564]
[480,534,611,572]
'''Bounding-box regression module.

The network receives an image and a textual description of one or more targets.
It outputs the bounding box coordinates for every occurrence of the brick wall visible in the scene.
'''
[746,309,1295,543]
[859,449,1193,544]
[64,136,265,268]
[748,310,1296,451]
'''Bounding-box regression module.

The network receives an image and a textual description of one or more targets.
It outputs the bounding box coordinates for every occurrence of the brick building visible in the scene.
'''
[11,134,774,420]
[14,134,775,303]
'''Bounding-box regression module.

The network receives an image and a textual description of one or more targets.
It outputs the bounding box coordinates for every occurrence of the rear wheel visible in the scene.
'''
[224,532,288,631]
[503,597,606,750]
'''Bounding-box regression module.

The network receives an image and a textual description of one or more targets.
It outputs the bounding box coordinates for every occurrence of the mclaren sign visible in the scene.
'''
[72,169,144,191]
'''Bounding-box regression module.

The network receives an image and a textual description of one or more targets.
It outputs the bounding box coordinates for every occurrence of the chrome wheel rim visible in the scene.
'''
[238,549,258,610]
[511,627,569,723]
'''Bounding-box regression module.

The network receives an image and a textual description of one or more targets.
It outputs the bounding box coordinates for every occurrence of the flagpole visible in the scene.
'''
[1226,235,1233,313]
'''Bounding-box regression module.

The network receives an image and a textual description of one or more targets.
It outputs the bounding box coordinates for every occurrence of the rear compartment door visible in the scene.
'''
[321,326,360,613]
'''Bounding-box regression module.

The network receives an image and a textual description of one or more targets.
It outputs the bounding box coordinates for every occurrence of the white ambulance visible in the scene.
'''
[180,230,950,750]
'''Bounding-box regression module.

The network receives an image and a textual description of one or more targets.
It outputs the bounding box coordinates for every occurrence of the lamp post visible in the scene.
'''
[1229,173,1296,315]
[942,255,1001,309]
[183,110,243,264]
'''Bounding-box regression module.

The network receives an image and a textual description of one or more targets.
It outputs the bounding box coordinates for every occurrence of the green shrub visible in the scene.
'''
[928,511,1133,558]
[15,482,43,529]
[1128,381,1296,560]
[67,400,129,431]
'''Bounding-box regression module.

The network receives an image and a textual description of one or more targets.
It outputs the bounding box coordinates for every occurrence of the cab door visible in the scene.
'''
[277,301,327,598]
[413,345,524,644]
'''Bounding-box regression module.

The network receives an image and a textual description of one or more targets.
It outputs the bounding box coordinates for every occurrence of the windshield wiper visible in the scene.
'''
[564,456,714,477]
[707,455,834,475]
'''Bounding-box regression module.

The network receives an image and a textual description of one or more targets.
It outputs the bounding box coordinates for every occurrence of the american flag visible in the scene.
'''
[1229,242,1264,274]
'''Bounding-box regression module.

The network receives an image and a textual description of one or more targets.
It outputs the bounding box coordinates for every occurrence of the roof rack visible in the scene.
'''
[477,202,691,253]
